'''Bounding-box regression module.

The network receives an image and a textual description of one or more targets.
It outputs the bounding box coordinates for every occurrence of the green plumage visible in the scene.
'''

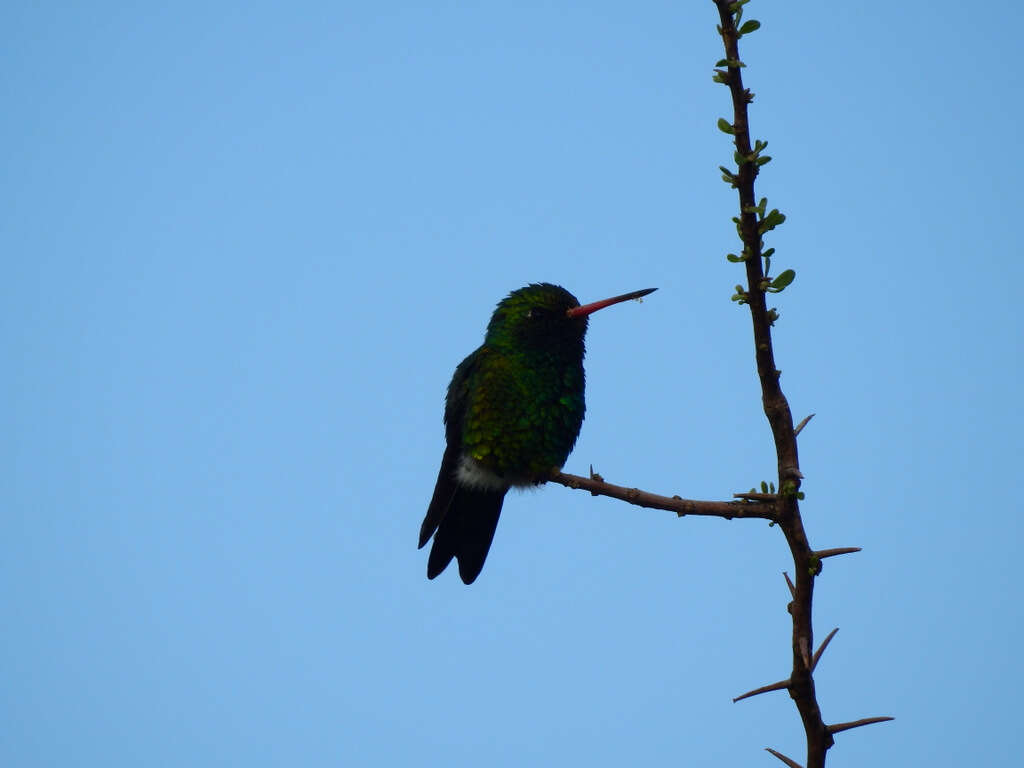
[419,282,655,584]
[456,283,587,483]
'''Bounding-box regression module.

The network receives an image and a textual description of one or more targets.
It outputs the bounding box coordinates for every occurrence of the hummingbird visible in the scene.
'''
[418,282,656,584]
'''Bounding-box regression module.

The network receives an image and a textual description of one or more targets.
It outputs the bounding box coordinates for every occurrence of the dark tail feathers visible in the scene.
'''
[419,448,506,584]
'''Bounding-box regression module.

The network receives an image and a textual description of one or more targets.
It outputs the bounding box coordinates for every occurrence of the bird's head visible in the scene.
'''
[484,283,656,350]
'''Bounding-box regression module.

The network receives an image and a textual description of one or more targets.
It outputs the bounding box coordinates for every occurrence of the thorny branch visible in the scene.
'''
[552,2,891,764]
[711,1,893,763]
[549,470,776,521]
[714,2,889,762]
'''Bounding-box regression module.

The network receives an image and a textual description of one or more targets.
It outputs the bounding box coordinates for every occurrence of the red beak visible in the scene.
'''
[566,287,657,319]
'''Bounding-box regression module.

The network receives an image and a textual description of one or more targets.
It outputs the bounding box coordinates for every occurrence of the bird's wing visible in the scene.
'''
[418,348,483,549]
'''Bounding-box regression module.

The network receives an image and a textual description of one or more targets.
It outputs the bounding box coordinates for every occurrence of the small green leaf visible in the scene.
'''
[739,19,761,35]
[756,155,772,166]
[726,253,745,263]
[771,269,796,290]
[717,118,735,134]
[759,209,786,234]
[715,59,730,67]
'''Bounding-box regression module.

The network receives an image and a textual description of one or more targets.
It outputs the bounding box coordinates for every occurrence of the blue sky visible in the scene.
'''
[3,2,1021,766]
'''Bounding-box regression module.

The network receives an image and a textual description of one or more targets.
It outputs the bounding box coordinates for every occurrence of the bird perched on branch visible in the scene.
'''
[418,282,656,584]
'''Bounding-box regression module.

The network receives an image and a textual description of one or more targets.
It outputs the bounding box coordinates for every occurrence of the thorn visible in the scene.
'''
[733,678,790,702]
[765,747,804,768]
[828,716,895,735]
[802,626,835,671]
[783,571,795,598]
[812,628,839,671]
[794,413,815,436]
[815,547,862,559]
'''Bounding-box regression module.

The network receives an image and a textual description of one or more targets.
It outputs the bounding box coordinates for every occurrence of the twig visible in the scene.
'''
[550,471,776,520]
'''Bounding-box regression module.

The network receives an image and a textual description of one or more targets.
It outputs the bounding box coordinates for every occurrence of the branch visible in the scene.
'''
[713,2,843,765]
[550,471,777,520]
